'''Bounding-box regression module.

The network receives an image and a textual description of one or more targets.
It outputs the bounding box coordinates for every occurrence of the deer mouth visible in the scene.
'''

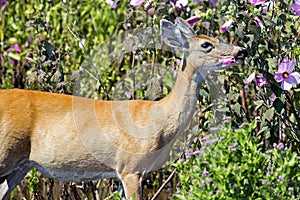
[220,49,248,67]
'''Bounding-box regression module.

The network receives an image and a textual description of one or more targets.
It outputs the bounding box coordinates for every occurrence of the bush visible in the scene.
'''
[1,0,300,199]
[173,122,300,199]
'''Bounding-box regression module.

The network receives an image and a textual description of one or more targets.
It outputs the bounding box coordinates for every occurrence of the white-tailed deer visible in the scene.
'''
[0,17,247,199]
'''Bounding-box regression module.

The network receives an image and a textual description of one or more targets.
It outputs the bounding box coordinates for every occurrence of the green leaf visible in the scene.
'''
[7,52,21,61]
[263,108,274,122]
[231,103,241,115]
[254,100,264,110]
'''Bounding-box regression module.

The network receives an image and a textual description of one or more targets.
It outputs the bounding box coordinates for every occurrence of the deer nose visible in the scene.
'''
[236,48,248,60]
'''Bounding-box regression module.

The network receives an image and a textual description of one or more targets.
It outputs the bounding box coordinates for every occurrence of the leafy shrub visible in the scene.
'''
[173,122,300,199]
[2,0,300,199]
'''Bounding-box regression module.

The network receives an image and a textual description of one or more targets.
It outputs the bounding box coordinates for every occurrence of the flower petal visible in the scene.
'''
[246,72,255,85]
[286,60,296,73]
[256,76,267,87]
[186,16,200,26]
[289,72,300,84]
[274,72,283,82]
[281,80,293,90]
[269,93,275,102]
[210,0,217,5]
[278,58,289,72]
[130,0,145,7]
[220,57,235,66]
[220,20,233,33]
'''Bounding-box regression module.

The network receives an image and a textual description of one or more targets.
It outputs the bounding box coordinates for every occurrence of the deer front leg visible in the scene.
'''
[118,171,143,200]
[0,161,32,200]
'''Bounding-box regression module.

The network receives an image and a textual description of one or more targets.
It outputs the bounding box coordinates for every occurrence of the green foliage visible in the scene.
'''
[173,122,300,199]
[2,0,300,199]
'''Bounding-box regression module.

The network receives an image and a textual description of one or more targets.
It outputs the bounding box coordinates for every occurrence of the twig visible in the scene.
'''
[150,168,176,200]
[62,2,109,99]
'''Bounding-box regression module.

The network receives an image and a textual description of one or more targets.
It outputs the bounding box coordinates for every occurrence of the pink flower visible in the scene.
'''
[256,76,268,87]
[26,57,33,63]
[274,58,300,90]
[246,72,256,85]
[144,0,152,10]
[130,0,145,7]
[6,44,21,53]
[291,0,300,16]
[220,57,235,66]
[269,93,275,102]
[186,16,200,25]
[246,72,268,87]
[106,0,118,9]
[248,0,266,6]
[220,20,233,33]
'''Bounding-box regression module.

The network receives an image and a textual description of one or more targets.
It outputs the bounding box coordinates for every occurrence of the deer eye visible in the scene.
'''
[201,42,213,49]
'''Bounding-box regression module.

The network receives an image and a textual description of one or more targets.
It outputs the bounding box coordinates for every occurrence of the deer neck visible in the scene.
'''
[158,57,207,142]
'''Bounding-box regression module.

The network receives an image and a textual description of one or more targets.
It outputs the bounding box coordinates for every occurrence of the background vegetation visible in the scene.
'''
[1,0,300,199]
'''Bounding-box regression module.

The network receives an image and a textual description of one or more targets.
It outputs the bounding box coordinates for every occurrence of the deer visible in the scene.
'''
[0,17,247,199]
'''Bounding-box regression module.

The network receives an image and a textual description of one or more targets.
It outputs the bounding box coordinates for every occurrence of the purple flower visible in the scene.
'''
[269,93,275,102]
[130,0,145,7]
[216,190,221,194]
[194,0,203,3]
[144,0,152,10]
[209,126,218,131]
[200,134,211,142]
[220,57,236,66]
[254,17,264,29]
[186,16,200,26]
[229,143,238,151]
[246,72,256,85]
[273,142,284,149]
[262,1,274,14]
[205,177,212,183]
[277,142,284,149]
[274,58,300,90]
[277,175,285,182]
[256,76,268,87]
[205,139,218,145]
[200,181,206,187]
[202,170,209,177]
[9,59,15,65]
[26,57,33,63]
[220,20,233,33]
[7,44,21,53]
[210,0,217,5]
[0,0,8,12]
[248,0,266,5]
[262,179,268,184]
[291,0,300,16]
[187,150,201,157]
[106,0,118,9]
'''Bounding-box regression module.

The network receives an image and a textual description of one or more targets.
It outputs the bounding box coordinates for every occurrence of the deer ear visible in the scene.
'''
[160,19,187,48]
[175,17,196,39]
